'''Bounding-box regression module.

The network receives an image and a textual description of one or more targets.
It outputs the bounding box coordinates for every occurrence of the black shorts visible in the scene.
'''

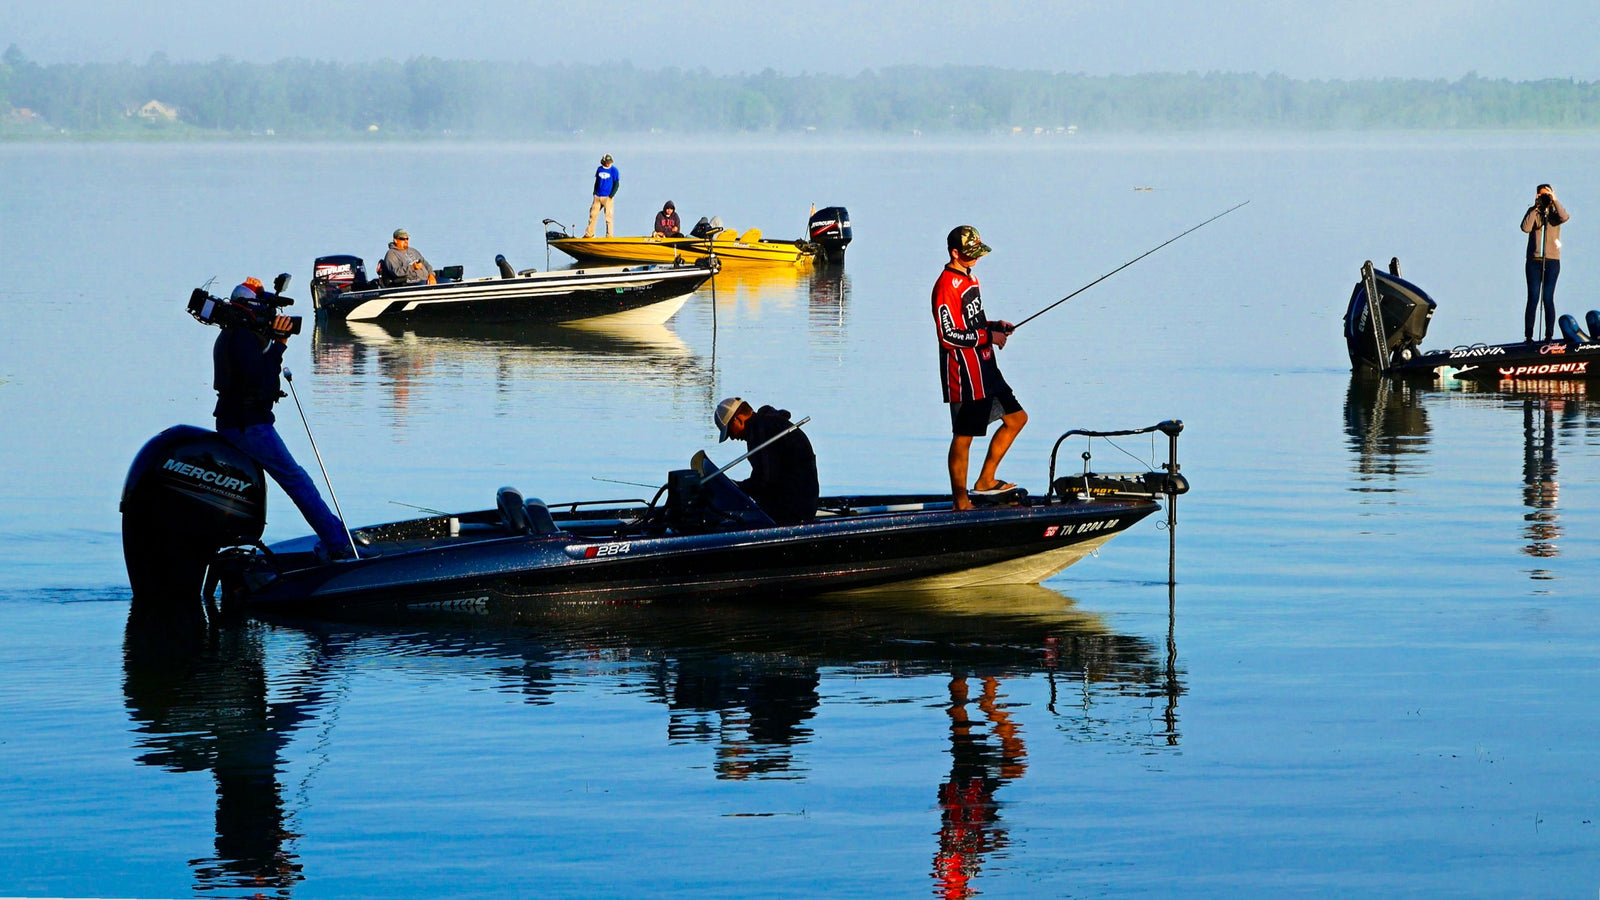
[949,390,1023,437]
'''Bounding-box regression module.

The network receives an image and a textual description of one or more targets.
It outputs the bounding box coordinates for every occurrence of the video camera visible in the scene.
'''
[187,273,302,338]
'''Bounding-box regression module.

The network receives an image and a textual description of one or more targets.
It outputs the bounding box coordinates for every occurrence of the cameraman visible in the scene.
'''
[213,279,353,560]
[1521,183,1570,343]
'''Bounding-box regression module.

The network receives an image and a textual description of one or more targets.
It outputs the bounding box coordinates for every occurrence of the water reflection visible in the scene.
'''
[310,318,710,427]
[121,584,1179,897]
[1343,375,1600,579]
[122,602,334,898]
[1343,373,1432,493]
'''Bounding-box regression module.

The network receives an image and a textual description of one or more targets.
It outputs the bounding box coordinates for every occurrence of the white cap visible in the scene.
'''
[714,396,748,442]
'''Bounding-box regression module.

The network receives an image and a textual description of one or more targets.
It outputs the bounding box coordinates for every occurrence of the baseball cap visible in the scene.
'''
[230,284,258,301]
[714,396,748,442]
[601,154,613,165]
[947,225,991,259]
[393,227,409,240]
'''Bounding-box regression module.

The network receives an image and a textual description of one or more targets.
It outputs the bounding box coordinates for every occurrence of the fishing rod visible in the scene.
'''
[694,416,812,479]
[1010,200,1250,330]
[283,367,361,560]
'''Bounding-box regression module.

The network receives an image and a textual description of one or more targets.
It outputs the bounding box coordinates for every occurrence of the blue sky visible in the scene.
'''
[1,0,1590,80]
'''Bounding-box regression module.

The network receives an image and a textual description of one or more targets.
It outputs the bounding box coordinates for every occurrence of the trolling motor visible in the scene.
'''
[807,206,852,263]
[121,425,268,601]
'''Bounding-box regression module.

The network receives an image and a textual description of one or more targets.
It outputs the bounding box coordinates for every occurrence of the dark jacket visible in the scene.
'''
[738,406,819,525]
[654,209,682,236]
[213,325,284,429]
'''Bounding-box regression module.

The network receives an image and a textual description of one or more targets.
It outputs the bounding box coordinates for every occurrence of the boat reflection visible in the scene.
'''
[122,602,331,899]
[121,583,1180,897]
[1344,375,1600,579]
[1343,372,1433,493]
[310,317,710,426]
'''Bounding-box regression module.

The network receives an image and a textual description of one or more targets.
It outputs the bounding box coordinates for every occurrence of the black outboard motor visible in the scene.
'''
[808,206,852,263]
[121,426,267,601]
[311,255,368,309]
[1343,260,1436,373]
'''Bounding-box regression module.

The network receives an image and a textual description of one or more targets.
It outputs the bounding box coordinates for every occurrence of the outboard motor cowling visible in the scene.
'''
[311,255,368,309]
[808,206,852,263]
[1343,260,1436,373]
[121,426,266,600]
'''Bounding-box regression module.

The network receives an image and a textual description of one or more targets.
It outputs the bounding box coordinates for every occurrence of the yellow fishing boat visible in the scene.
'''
[546,225,817,267]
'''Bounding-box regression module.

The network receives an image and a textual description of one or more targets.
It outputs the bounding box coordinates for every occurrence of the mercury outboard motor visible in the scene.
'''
[807,206,852,263]
[121,426,266,600]
[310,255,368,309]
[1343,260,1436,373]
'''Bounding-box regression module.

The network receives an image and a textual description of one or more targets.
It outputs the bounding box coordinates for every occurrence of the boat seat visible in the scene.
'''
[1588,311,1600,342]
[739,228,762,243]
[713,229,736,242]
[1559,314,1589,344]
[497,487,558,536]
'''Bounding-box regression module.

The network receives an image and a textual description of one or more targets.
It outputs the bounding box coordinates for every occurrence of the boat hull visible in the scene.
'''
[1389,340,1600,382]
[316,263,712,324]
[549,236,815,266]
[223,496,1158,616]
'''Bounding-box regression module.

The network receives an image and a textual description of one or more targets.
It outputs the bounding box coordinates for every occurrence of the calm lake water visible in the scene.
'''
[3,134,1600,897]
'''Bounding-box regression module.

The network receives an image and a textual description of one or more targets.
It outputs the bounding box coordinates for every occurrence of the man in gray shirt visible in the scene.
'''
[383,227,435,286]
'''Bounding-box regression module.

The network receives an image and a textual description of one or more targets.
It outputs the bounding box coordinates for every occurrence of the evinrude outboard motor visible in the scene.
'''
[808,206,852,263]
[121,426,266,600]
[1343,260,1436,373]
[310,255,368,309]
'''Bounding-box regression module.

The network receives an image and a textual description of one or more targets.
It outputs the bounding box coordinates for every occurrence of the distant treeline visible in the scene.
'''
[4,44,1600,137]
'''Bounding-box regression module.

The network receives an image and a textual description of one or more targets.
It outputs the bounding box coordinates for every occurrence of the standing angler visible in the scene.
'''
[1521,183,1570,343]
[932,225,1026,511]
[583,153,621,238]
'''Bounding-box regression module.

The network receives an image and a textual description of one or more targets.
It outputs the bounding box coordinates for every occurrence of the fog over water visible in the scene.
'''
[2,0,1598,81]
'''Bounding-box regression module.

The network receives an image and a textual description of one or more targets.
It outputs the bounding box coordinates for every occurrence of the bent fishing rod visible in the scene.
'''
[1010,200,1250,331]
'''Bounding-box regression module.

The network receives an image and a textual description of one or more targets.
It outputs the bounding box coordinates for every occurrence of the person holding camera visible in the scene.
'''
[213,279,353,560]
[1521,183,1570,343]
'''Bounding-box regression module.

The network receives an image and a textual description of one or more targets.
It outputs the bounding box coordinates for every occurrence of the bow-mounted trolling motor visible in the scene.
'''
[1047,420,1189,503]
[807,206,852,263]
[120,425,268,600]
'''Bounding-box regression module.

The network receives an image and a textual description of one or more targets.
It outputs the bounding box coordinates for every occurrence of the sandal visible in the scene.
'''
[971,480,1017,496]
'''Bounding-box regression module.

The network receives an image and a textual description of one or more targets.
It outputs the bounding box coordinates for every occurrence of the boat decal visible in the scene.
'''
[566,541,633,560]
[1047,519,1117,538]
[161,458,254,494]
[1498,361,1589,377]
[1540,343,1567,355]
[406,595,489,612]
[1449,346,1506,359]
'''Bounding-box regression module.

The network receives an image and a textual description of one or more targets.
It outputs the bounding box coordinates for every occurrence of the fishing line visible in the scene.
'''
[1011,200,1250,330]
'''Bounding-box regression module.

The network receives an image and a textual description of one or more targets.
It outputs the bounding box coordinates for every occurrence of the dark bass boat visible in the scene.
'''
[1344,258,1600,382]
[309,253,716,325]
[120,422,1187,617]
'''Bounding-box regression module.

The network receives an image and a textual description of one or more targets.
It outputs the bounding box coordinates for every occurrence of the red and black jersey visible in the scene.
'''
[932,264,1000,402]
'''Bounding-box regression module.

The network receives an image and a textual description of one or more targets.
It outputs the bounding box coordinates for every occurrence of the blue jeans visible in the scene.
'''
[1525,258,1560,341]
[218,423,349,550]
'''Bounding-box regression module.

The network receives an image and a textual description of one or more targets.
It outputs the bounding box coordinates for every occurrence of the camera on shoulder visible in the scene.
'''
[187,273,302,339]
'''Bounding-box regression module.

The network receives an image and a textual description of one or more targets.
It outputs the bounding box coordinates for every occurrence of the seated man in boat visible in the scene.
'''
[653,200,683,237]
[382,227,435,286]
[713,397,819,525]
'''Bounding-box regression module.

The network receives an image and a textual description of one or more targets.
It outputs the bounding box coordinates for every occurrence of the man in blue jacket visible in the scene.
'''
[583,153,621,238]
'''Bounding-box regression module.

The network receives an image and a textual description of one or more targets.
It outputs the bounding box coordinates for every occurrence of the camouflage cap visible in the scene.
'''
[601,154,614,165]
[947,225,991,259]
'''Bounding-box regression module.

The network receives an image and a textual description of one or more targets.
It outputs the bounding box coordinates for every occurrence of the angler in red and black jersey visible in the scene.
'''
[933,225,1027,511]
